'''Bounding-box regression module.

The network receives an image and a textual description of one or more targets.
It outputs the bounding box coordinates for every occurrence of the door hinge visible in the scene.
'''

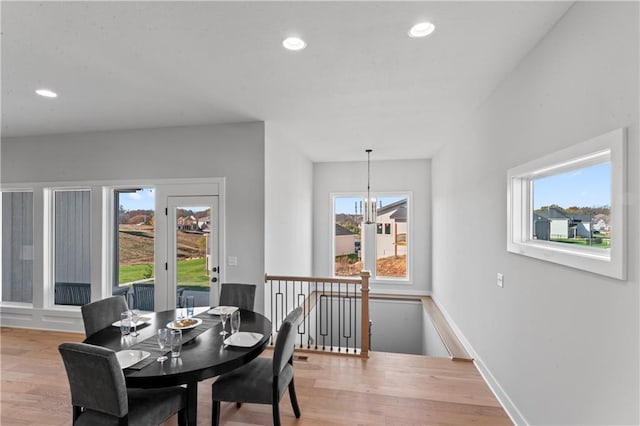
[165,262,168,271]
[165,207,168,215]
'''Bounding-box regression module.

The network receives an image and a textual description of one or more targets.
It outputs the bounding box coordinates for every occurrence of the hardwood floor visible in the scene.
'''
[0,327,512,425]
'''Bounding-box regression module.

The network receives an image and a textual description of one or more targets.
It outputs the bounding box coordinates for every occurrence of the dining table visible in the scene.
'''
[83,307,272,425]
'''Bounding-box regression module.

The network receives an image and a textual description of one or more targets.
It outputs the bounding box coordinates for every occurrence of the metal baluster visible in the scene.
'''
[307,280,311,349]
[329,284,333,352]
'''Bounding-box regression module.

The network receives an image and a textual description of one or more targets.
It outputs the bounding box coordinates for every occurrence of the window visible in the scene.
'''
[333,194,409,280]
[507,128,626,279]
[53,190,92,305]
[113,188,155,298]
[2,191,34,303]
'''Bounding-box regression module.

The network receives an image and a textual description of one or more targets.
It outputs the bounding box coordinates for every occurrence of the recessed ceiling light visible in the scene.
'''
[409,22,435,38]
[282,37,306,51]
[35,89,58,98]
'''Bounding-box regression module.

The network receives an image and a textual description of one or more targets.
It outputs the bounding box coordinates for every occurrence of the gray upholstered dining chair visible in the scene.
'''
[211,306,302,426]
[132,283,154,311]
[218,283,256,311]
[80,295,129,338]
[58,342,187,426]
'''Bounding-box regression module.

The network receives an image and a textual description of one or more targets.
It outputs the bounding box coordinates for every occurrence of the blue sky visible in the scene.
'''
[120,188,155,210]
[533,162,611,209]
[335,195,405,214]
[121,170,609,214]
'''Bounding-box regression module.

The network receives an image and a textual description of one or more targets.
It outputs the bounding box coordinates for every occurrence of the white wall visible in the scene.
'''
[369,299,423,355]
[264,124,313,277]
[313,159,431,295]
[432,3,639,425]
[1,122,266,329]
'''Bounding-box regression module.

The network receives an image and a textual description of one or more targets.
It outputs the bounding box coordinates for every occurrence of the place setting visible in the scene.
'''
[209,307,263,348]
[113,309,151,337]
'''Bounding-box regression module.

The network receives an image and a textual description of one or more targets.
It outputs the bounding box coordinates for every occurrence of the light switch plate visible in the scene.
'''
[228,256,238,266]
[497,273,504,288]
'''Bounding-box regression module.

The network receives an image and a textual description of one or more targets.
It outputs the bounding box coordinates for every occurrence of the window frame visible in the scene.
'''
[507,128,626,280]
[331,192,412,282]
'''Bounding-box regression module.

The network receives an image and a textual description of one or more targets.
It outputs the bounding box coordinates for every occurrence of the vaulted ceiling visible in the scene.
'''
[1,1,572,161]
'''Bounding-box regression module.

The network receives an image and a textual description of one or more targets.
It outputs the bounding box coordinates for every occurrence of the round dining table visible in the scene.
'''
[84,307,272,425]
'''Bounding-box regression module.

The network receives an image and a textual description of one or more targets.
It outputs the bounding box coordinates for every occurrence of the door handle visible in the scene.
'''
[211,277,218,283]
[212,267,218,272]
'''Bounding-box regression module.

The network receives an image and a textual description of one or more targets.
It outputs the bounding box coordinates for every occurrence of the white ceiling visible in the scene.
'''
[1,1,572,162]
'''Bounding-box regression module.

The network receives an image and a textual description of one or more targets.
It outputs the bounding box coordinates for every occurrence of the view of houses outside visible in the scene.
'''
[532,162,611,249]
[334,195,408,278]
[116,188,156,286]
[117,189,210,294]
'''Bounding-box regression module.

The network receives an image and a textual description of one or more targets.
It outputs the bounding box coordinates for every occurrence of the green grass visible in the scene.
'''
[119,264,153,284]
[119,257,210,287]
[550,238,610,249]
[176,258,210,286]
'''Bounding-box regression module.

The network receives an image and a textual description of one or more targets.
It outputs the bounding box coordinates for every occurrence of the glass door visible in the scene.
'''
[167,196,219,309]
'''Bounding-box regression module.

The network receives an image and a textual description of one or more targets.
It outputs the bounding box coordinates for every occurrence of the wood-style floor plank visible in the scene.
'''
[0,327,512,425]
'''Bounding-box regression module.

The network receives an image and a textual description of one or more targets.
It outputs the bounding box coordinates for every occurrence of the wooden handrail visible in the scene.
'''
[265,274,363,285]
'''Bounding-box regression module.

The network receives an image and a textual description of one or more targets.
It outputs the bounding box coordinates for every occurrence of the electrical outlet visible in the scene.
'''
[497,273,504,288]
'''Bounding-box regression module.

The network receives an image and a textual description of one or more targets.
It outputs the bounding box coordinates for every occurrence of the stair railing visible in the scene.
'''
[265,271,370,358]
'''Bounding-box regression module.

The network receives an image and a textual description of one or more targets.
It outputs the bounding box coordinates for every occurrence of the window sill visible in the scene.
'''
[507,240,623,279]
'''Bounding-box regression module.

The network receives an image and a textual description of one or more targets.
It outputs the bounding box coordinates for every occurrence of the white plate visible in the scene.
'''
[166,317,203,330]
[116,350,150,369]
[111,317,151,328]
[224,332,264,347]
[207,306,238,315]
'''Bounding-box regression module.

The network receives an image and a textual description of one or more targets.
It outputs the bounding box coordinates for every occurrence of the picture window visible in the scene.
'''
[507,128,626,279]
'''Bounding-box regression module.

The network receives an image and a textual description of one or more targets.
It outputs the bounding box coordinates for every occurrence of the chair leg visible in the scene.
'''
[212,400,220,426]
[288,378,301,418]
[72,406,82,422]
[178,407,187,426]
[236,402,242,408]
[272,398,281,426]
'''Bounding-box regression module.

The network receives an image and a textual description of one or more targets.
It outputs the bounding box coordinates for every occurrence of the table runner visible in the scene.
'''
[126,312,221,370]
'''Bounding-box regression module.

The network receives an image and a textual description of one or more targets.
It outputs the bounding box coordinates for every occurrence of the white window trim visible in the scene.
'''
[507,128,626,280]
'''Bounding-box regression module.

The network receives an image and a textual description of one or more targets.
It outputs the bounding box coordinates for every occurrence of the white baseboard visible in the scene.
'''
[0,305,85,333]
[430,295,528,426]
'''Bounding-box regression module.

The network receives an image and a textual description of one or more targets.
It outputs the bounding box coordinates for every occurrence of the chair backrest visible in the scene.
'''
[54,282,91,306]
[58,342,128,418]
[273,306,302,376]
[133,283,154,311]
[219,283,256,311]
[81,295,128,337]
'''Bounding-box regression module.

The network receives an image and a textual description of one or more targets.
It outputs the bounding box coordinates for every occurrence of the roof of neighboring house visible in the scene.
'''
[536,207,570,220]
[335,224,356,236]
[376,199,407,217]
[535,208,596,225]
[389,206,407,222]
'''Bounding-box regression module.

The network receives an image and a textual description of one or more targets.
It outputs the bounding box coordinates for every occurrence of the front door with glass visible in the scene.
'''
[167,196,219,310]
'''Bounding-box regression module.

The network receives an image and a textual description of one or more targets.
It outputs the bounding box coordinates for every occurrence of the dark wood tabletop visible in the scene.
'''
[84,307,272,425]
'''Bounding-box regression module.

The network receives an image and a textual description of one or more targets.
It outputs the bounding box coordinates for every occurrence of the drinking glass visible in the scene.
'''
[219,312,229,336]
[156,328,169,363]
[186,296,195,318]
[120,311,131,336]
[130,309,141,337]
[230,310,241,334]
[170,329,182,358]
[177,295,187,319]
